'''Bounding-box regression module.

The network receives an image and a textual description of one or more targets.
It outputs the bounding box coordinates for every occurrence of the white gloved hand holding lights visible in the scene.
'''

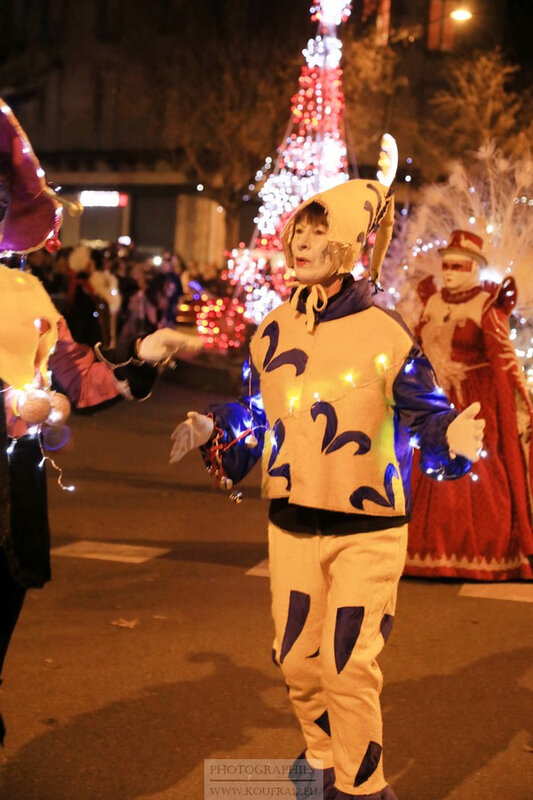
[446,401,485,462]
[169,411,214,464]
[138,328,204,364]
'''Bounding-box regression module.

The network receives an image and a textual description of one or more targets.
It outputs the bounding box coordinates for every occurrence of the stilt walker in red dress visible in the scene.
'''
[405,230,533,580]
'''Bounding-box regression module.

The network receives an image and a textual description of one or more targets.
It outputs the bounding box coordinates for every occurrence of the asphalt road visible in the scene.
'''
[0,377,531,800]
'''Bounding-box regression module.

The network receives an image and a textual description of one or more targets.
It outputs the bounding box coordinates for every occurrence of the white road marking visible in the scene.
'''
[51,540,170,564]
[459,583,533,603]
[246,559,270,577]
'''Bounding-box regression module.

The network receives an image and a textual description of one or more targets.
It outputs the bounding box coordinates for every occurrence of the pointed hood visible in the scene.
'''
[0,99,63,255]
[281,179,394,283]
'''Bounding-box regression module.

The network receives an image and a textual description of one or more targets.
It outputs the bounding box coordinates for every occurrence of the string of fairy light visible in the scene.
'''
[3,377,75,491]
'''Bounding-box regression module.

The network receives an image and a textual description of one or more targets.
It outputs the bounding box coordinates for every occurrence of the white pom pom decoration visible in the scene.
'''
[46,392,71,426]
[15,389,52,424]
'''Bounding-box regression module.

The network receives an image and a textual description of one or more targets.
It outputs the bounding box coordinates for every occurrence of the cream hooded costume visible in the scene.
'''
[171,168,483,799]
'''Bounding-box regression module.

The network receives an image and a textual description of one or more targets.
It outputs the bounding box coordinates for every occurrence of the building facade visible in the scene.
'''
[0,0,510,263]
[0,0,226,265]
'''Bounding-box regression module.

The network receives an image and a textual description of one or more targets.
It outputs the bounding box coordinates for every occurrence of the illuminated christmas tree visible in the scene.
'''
[197,0,353,351]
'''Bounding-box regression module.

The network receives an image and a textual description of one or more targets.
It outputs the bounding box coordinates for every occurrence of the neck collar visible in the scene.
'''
[442,285,483,304]
[290,274,374,324]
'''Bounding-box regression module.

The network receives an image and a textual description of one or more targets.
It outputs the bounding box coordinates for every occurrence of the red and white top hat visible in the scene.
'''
[438,229,487,266]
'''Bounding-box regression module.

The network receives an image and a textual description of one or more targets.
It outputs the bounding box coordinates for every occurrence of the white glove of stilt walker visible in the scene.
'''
[169,411,214,464]
[446,401,485,461]
[138,329,204,364]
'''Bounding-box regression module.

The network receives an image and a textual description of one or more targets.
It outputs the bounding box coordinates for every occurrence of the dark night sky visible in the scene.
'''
[503,0,533,77]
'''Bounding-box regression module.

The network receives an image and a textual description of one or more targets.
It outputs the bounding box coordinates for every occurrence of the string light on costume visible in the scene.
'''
[39,451,76,491]
[375,353,389,372]
[343,371,356,387]
[5,376,74,487]
[201,349,479,503]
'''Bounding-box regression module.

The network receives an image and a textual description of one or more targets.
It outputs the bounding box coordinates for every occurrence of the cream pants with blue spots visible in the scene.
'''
[268,523,407,797]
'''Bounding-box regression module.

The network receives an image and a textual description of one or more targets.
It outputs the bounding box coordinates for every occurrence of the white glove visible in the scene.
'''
[169,411,214,464]
[138,328,204,364]
[446,401,485,462]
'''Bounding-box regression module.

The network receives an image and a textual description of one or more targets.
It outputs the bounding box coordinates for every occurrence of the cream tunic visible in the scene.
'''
[250,301,414,516]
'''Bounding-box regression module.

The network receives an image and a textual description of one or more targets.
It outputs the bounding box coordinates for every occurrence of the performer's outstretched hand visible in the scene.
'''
[138,328,203,364]
[446,401,485,461]
[169,411,214,464]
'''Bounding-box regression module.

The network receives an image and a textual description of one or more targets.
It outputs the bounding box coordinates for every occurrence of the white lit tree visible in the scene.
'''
[382,143,533,390]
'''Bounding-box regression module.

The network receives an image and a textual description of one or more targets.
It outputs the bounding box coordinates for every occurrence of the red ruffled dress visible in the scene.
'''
[405,276,533,580]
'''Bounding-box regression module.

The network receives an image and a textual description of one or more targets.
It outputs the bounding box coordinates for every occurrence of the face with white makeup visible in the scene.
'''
[441,254,480,293]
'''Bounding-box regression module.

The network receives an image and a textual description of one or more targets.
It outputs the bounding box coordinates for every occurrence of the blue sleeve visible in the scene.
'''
[393,346,470,480]
[200,357,267,484]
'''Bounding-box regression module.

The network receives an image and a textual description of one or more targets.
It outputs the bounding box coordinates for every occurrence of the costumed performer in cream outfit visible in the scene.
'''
[169,137,484,800]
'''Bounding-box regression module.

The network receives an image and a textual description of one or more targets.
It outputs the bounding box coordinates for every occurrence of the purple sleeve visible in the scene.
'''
[393,346,471,480]
[49,318,120,409]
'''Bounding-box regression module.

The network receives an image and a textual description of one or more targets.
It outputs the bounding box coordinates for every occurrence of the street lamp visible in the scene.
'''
[383,5,474,155]
[389,7,472,46]
[450,8,473,22]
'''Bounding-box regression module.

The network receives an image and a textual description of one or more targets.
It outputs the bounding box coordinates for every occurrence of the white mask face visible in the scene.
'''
[291,219,334,285]
[441,255,479,292]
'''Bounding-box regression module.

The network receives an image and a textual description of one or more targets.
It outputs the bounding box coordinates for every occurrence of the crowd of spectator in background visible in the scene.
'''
[1,243,224,350]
